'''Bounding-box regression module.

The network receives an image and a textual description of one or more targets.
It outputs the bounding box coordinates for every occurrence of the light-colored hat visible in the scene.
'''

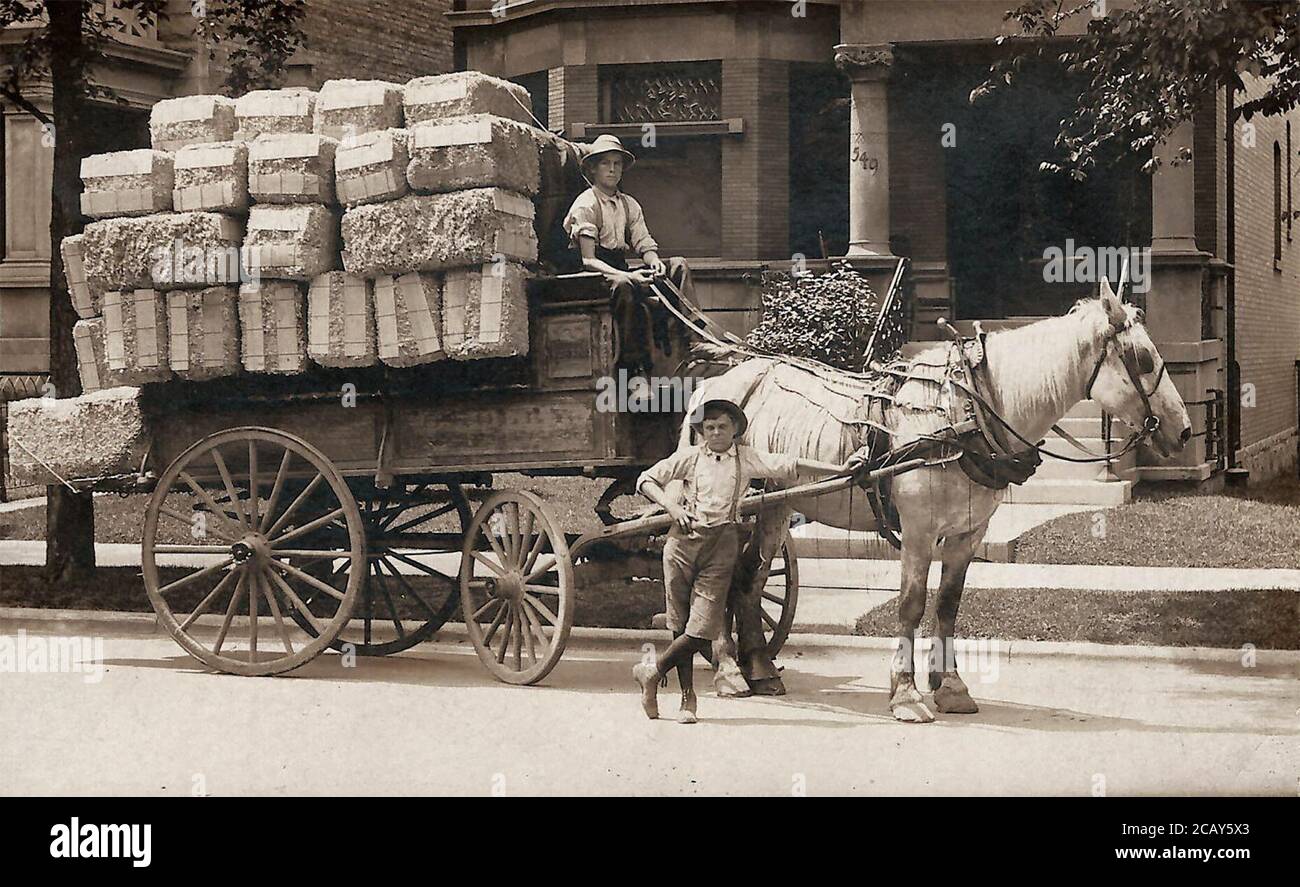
[581,134,636,170]
[690,398,748,437]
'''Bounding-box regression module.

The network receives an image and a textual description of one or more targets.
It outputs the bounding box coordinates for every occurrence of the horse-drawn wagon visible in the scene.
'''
[44,269,905,685]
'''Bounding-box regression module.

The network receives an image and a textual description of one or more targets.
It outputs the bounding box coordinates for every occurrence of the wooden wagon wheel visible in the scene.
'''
[142,427,366,676]
[761,531,799,659]
[460,489,575,685]
[289,482,472,656]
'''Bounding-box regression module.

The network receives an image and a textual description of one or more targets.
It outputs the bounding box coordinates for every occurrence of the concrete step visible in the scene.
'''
[1005,478,1131,505]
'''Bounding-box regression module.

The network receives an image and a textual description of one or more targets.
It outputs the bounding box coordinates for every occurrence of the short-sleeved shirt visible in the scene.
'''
[564,187,658,256]
[636,441,800,529]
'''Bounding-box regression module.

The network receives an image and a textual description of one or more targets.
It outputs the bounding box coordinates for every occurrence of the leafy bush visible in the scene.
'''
[745,260,887,372]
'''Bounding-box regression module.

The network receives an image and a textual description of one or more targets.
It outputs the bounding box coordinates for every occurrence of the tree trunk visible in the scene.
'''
[44,0,95,583]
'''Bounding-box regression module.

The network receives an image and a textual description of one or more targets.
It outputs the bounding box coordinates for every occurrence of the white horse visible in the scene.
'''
[685,282,1191,721]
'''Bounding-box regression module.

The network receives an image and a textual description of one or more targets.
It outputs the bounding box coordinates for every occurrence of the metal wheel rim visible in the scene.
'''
[142,427,366,676]
[459,489,574,685]
[761,532,799,658]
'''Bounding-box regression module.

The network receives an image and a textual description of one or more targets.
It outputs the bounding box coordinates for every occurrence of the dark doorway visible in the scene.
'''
[896,52,1151,319]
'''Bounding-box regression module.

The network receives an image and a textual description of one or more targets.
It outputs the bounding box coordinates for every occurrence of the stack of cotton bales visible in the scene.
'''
[339,71,546,364]
[63,72,557,397]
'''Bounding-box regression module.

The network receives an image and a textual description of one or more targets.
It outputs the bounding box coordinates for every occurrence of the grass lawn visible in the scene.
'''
[1015,475,1300,569]
[854,586,1300,649]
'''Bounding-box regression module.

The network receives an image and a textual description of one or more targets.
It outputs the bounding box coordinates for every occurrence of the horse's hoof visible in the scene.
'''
[891,701,935,723]
[934,682,979,714]
[748,677,786,696]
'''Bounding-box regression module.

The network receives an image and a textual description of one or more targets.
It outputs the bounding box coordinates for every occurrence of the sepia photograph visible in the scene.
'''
[0,0,1294,842]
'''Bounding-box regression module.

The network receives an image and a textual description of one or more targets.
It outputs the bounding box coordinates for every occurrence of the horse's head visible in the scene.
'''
[1085,280,1192,457]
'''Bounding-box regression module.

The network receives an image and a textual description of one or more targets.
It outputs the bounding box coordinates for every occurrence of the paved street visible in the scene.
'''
[1,628,1296,795]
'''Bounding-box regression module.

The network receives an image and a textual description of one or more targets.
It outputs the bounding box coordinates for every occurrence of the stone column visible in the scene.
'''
[1144,117,1218,483]
[834,44,895,258]
[1151,120,1199,255]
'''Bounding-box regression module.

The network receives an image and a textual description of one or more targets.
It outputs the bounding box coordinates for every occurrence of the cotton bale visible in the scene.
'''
[150,95,237,151]
[248,133,338,204]
[373,272,443,367]
[4,387,149,488]
[313,79,403,141]
[335,128,410,207]
[166,285,241,380]
[242,204,338,281]
[403,71,533,127]
[443,261,530,360]
[238,281,309,374]
[102,288,172,385]
[79,149,174,218]
[307,271,376,368]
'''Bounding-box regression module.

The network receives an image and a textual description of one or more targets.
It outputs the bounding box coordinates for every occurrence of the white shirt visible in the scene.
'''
[637,441,800,528]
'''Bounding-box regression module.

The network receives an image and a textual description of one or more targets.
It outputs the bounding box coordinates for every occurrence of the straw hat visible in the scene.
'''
[689,398,748,437]
[581,134,636,170]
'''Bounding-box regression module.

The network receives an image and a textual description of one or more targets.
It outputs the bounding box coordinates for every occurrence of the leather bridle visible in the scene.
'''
[1084,323,1168,439]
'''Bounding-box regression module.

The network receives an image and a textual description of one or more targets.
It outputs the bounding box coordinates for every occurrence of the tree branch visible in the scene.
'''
[0,83,51,125]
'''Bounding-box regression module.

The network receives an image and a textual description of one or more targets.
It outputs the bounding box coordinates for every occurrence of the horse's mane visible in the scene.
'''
[982,298,1139,417]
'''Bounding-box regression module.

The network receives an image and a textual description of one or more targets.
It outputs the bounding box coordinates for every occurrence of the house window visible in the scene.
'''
[1274,140,1282,266]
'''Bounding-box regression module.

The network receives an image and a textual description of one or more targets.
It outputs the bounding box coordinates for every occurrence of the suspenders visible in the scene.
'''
[687,446,744,526]
[591,188,634,251]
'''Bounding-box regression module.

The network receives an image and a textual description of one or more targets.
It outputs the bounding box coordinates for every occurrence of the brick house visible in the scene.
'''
[0,0,453,401]
[452,0,1300,501]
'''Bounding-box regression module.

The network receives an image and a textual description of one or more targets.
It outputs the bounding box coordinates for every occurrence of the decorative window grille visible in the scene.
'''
[601,62,721,124]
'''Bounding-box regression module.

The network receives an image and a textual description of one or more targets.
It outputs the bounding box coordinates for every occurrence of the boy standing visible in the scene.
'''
[633,398,868,722]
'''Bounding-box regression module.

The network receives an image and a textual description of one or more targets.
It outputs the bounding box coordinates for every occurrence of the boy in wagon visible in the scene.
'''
[563,134,695,373]
[633,398,868,722]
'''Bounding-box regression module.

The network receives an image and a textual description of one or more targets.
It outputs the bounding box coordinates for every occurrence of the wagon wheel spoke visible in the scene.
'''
[248,563,259,661]
[210,446,249,529]
[505,502,522,567]
[256,571,295,655]
[495,604,514,664]
[265,473,324,539]
[524,554,557,584]
[521,530,546,575]
[760,607,778,631]
[213,572,248,655]
[271,558,347,602]
[523,592,558,628]
[157,557,236,597]
[157,507,241,544]
[258,449,294,534]
[385,550,458,584]
[246,440,259,530]
[481,600,507,647]
[177,569,238,632]
[378,556,440,620]
[153,544,234,555]
[371,559,407,637]
[479,519,510,566]
[520,596,552,649]
[762,591,786,606]
[470,550,507,577]
[512,607,524,669]
[266,560,326,633]
[180,471,245,536]
[270,506,347,548]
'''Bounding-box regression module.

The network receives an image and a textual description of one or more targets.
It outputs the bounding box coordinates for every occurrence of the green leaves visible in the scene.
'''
[744,261,891,372]
[974,0,1300,178]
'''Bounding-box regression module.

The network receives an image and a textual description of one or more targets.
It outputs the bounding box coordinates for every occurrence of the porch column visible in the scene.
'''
[834,44,894,258]
[1144,117,1220,483]
[1151,120,1198,255]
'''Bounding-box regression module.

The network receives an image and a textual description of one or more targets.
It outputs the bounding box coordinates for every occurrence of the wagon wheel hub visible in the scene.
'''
[230,533,271,565]
[488,573,524,601]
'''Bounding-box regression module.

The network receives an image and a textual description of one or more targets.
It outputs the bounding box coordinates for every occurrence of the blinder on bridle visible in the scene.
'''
[1084,321,1167,437]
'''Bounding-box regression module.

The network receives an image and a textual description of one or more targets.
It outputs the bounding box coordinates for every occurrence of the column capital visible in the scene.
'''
[833,43,895,80]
